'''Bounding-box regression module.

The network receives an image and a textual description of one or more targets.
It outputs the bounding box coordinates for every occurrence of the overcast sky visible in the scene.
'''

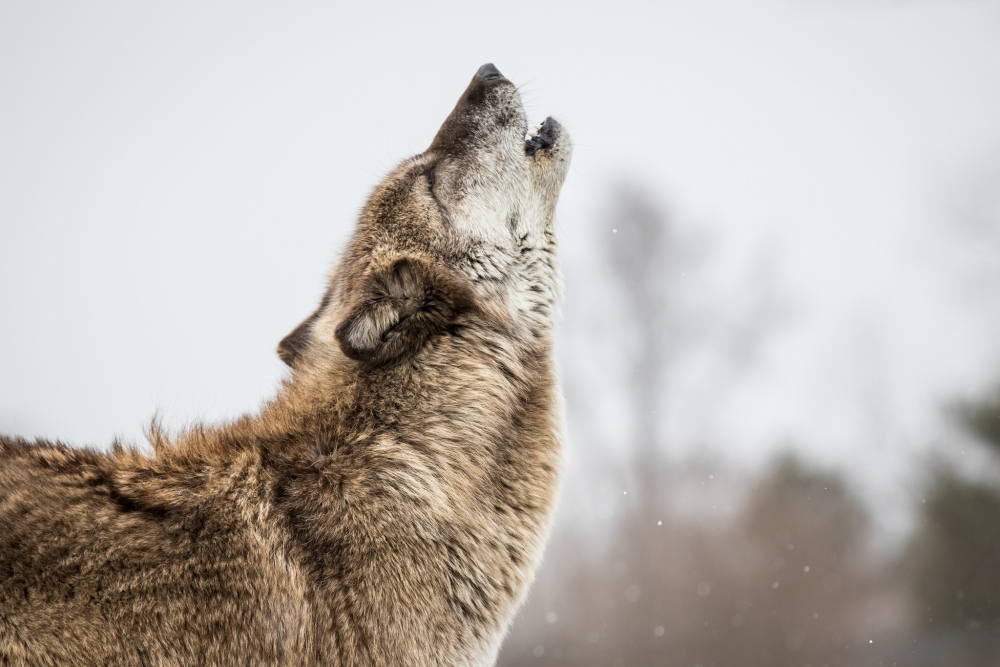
[3,1,1000,525]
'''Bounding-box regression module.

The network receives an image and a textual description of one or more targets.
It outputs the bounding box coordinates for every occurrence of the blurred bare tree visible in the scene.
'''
[601,184,695,510]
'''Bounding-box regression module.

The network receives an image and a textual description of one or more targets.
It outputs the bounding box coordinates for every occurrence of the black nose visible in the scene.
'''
[476,63,503,80]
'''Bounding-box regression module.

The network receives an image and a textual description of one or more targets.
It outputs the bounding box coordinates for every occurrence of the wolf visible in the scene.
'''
[0,63,571,666]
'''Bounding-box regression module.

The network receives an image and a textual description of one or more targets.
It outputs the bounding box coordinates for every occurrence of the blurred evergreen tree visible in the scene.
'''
[719,455,873,667]
[906,388,1000,643]
[909,471,1000,629]
[956,389,1000,454]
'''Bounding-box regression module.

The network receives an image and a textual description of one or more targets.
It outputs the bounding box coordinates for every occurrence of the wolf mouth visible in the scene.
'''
[525,116,559,157]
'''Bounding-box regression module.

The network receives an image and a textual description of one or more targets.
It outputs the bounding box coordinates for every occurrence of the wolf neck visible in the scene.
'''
[248,329,562,665]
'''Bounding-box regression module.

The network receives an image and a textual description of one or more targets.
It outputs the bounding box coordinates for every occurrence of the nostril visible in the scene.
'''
[476,63,503,80]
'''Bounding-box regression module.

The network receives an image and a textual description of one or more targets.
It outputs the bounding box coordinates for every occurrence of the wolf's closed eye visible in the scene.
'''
[426,166,436,190]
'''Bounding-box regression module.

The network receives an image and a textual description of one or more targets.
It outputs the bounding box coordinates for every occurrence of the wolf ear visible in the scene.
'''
[277,291,331,367]
[335,258,476,366]
[277,313,317,367]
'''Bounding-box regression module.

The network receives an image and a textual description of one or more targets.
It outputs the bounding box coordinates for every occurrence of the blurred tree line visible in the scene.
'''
[497,185,1000,667]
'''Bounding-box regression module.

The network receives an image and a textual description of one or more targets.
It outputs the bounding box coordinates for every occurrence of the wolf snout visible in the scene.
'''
[428,64,515,154]
[475,63,504,81]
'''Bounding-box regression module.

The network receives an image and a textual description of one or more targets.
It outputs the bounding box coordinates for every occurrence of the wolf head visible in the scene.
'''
[278,64,572,369]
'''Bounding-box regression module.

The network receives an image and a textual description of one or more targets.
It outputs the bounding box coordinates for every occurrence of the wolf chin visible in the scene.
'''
[0,64,571,666]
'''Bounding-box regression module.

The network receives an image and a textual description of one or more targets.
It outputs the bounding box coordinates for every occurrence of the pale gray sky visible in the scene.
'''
[2,0,999,527]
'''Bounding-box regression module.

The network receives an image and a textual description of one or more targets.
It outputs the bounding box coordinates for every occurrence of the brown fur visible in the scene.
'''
[0,64,571,666]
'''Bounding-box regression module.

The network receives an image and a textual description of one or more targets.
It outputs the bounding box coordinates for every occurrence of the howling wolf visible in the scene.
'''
[0,63,571,667]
